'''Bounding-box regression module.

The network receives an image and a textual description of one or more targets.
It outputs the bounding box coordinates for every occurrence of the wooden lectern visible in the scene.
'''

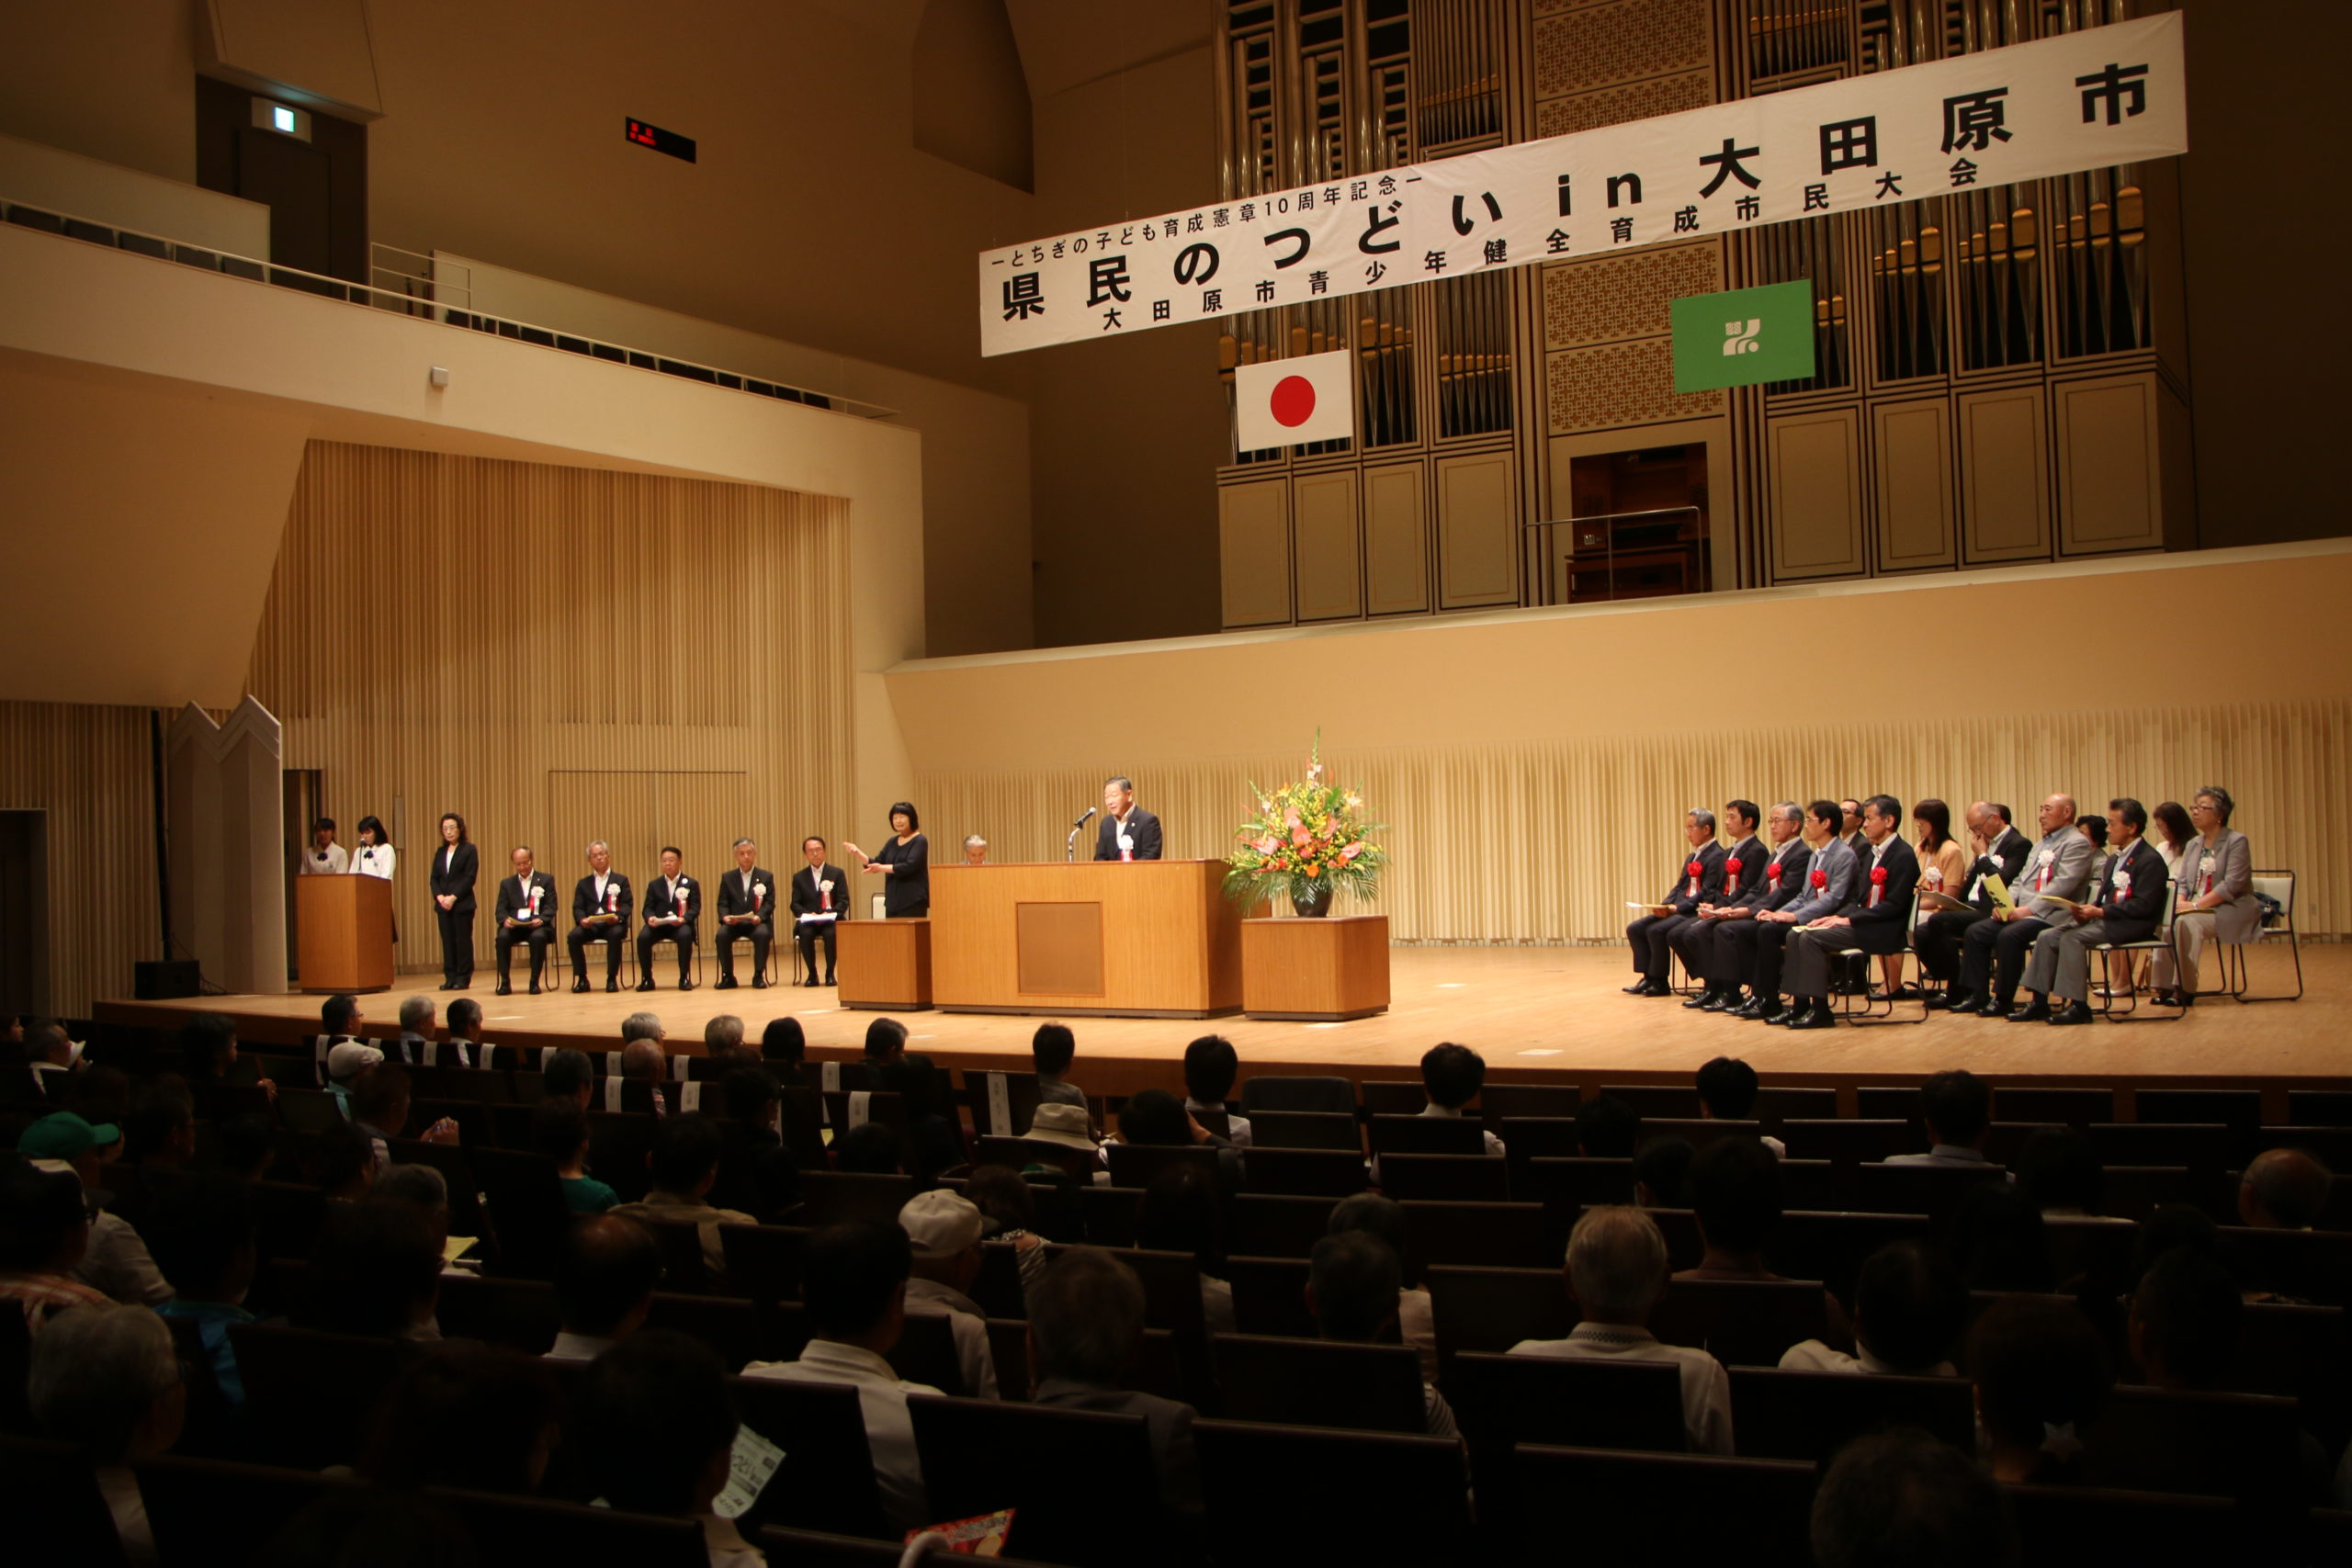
[297,875,394,994]
[931,860,1250,1018]
[837,919,933,1011]
[1242,914,1391,1020]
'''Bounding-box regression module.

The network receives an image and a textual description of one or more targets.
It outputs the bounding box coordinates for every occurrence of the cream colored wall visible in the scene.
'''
[0,132,270,254]
[0,0,198,183]
[0,703,160,1017]
[891,540,2352,940]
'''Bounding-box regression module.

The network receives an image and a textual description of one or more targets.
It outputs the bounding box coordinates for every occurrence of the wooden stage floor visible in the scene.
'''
[94,944,2352,1101]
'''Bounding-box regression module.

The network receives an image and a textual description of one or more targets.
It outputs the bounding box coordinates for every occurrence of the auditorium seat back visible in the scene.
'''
[1725,1366,1973,1461]
[1103,1142,1219,1190]
[135,1453,356,1566]
[1244,1109,1361,1150]
[1425,1265,1569,1372]
[757,1526,1062,1567]
[1209,1333,1428,1434]
[1452,1350,1687,1452]
[1649,1277,1829,1368]
[0,1433,131,1568]
[2005,1483,2240,1568]
[1238,1076,1358,1116]
[972,1135,1100,1187]
[719,1223,809,1303]
[433,1272,560,1353]
[2086,1121,2229,1173]
[1227,1193,1337,1258]
[1377,1153,1508,1201]
[1240,1146,1369,1198]
[227,1323,416,1468]
[908,1396,1169,1567]
[729,1374,888,1539]
[1513,1445,1815,1568]
[1357,1080,1427,1115]
[1778,1118,1911,1166]
[1480,1083,1584,1123]
[1227,1256,1315,1339]
[796,1170,918,1228]
[1994,1085,2116,1128]
[1367,1113,1485,1156]
[1193,1419,1476,1568]
[1762,1211,1931,1305]
[1397,1200,1548,1269]
[2076,1384,2305,1505]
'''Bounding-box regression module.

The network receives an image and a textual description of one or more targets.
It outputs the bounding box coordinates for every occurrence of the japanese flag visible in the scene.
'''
[1236,349,1352,450]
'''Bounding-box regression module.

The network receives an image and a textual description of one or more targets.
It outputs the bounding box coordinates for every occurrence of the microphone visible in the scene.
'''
[1067,807,1098,863]
[1072,807,1098,829]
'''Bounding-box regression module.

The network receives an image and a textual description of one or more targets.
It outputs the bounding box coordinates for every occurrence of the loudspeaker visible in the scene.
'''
[134,960,201,1000]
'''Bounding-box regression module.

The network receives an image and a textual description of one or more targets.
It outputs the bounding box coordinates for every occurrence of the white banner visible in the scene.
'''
[978,12,2186,357]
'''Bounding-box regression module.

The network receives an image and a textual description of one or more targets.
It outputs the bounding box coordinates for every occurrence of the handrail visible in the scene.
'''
[2,197,895,421]
[1523,506,1706,606]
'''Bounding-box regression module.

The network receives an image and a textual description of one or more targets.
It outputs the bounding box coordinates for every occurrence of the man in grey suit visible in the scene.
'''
[1950,794,2098,1019]
[1733,800,1856,1024]
[1027,1246,1200,1511]
[2027,798,2171,1025]
[1781,795,1922,1031]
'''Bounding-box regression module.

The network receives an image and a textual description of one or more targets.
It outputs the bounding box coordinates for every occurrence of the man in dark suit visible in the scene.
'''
[566,840,635,994]
[1684,801,1812,1013]
[1623,808,1727,997]
[636,846,699,992]
[788,835,852,988]
[1780,795,1923,1031]
[1917,803,2031,1001]
[428,816,478,990]
[1668,800,1768,1009]
[492,846,560,996]
[715,837,776,990]
[1094,776,1163,861]
[2028,799,2169,1026]
[1839,798,1870,860]
[1736,800,1855,1021]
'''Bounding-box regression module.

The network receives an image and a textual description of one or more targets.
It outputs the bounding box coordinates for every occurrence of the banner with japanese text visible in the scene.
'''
[978,11,2185,357]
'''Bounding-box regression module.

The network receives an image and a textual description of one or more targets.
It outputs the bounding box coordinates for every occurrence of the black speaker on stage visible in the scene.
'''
[134,960,201,999]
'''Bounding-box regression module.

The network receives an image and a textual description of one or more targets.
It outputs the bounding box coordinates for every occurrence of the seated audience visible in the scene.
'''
[704,1013,747,1060]
[898,1189,1000,1398]
[1949,1182,2054,1292]
[361,1341,559,1495]
[1307,1229,1458,1438]
[1418,1043,1504,1156]
[0,1157,112,1328]
[2128,1248,2242,1390]
[963,1165,1049,1298]
[370,1164,457,1268]
[832,1121,908,1175]
[1676,1136,1788,1281]
[713,1066,801,1220]
[1694,1055,1784,1156]
[620,1032,671,1117]
[575,1329,764,1565]
[215,1112,277,1181]
[349,1064,458,1172]
[313,1120,379,1202]
[19,1111,172,1305]
[2014,1128,2119,1219]
[743,1221,941,1533]
[534,1097,619,1213]
[1885,1070,1994,1167]
[1182,1033,1251,1147]
[1632,1136,1695,1209]
[28,1303,184,1565]
[392,995,437,1066]
[1810,1427,2017,1568]
[323,1041,383,1118]
[1508,1206,1733,1454]
[1019,1102,1104,1181]
[759,1017,808,1084]
[445,997,486,1068]
[611,1114,756,1279]
[303,1201,444,1340]
[1969,1292,2113,1484]
[1138,1163,1236,1333]
[550,1213,663,1361]
[179,1011,274,1108]
[25,1020,83,1098]
[147,1173,259,1407]
[1328,1192,1436,1380]
[1033,1021,1087,1109]
[1026,1247,1202,1510]
[541,1046,596,1108]
[2237,1147,2333,1230]
[862,1017,961,1176]
[1781,1241,1966,1376]
[122,1076,198,1170]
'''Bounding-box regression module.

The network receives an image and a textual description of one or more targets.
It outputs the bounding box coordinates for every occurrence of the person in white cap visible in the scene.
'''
[1020,1101,1109,1182]
[325,1041,385,1120]
[898,1190,999,1399]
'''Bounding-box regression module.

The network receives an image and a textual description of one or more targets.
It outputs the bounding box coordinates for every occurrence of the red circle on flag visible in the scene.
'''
[1270,375,1317,428]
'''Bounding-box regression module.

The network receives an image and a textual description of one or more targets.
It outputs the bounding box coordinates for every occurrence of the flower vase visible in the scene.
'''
[1288,879,1333,919]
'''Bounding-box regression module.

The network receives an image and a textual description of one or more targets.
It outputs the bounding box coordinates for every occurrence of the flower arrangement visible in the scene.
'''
[1224,736,1386,916]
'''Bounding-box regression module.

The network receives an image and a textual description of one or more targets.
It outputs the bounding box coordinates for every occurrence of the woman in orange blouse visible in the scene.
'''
[1905,799,1968,997]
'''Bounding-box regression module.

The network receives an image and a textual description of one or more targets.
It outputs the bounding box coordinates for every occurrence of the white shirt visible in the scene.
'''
[545,1331,616,1362]
[902,1277,1001,1400]
[354,844,395,880]
[1509,1323,1734,1455]
[300,843,348,875]
[742,1340,939,1533]
[1418,1100,1506,1157]
[1778,1339,1956,1378]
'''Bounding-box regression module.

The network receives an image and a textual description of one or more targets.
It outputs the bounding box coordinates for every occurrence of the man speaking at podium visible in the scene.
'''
[1094,777,1162,862]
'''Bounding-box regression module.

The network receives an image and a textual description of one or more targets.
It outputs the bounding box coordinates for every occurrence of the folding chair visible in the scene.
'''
[2218,868,2303,1002]
[1831,903,1929,1024]
[2086,874,2182,1018]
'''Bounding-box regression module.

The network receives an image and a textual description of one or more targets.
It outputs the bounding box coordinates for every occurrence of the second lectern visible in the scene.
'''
[297,874,394,994]
[930,860,1249,1017]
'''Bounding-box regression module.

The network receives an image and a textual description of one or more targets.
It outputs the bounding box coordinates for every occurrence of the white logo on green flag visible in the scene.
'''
[1673,281,1815,390]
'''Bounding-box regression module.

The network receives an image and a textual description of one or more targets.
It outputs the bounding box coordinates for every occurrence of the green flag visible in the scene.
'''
[1671,280,1815,392]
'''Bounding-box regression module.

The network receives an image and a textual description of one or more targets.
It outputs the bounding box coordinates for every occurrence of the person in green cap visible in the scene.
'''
[18,1111,171,1306]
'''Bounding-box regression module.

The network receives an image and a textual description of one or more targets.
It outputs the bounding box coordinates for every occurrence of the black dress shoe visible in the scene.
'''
[2007,998,2051,1023]
[1681,989,1717,1010]
[1702,991,1737,1013]
[801,976,819,988]
[1622,981,1653,995]
[528,981,542,996]
[1934,990,1976,1014]
[752,976,768,989]
[822,974,836,987]
[1785,1001,1838,1030]
[437,981,458,992]
[679,978,697,992]
[1644,979,1677,998]
[715,976,738,990]
[2048,1001,2096,1026]
[572,977,590,994]
[606,978,620,993]
[494,982,512,997]
[636,979,656,993]
[1752,999,1788,1022]
[1973,997,2009,1017]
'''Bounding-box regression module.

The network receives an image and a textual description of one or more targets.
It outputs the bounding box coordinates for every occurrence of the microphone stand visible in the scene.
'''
[1067,807,1097,863]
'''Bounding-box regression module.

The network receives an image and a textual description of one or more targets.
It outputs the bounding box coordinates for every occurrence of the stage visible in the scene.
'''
[93,944,2352,1109]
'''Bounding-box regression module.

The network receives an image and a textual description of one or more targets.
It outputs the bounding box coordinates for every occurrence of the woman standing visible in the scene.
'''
[429,813,479,991]
[353,815,397,944]
[843,802,930,918]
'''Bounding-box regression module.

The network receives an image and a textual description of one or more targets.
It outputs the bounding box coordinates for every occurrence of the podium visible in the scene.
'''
[837,919,933,1011]
[932,860,1250,1018]
[1242,915,1391,1020]
[297,875,393,994]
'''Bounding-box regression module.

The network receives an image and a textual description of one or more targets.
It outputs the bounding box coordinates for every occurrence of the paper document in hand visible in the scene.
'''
[1917,889,1971,913]
[1626,901,1674,916]
[1981,872,2014,911]
[714,1426,786,1519]
[797,911,838,925]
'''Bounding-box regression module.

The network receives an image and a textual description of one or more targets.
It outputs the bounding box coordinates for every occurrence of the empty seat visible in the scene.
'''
[1193,1419,1474,1568]
[1241,1110,1360,1151]
[1226,1193,1337,1258]
[1994,1086,2116,1128]
[2076,1384,2305,1505]
[963,1068,1050,1140]
[908,1396,1171,1567]
[2086,1122,2230,1173]
[1849,1161,2009,1224]
[1726,1366,1973,1461]
[1853,1086,1921,1125]
[1451,1349,1688,1452]
[1751,1086,1838,1124]
[1397,1201,1548,1269]
[1497,1116,1581,1163]
[2096,1166,2196,1223]
[1425,1265,1569,1371]
[1762,1212,1932,1308]
[1238,1076,1358,1116]
[429,1484,707,1565]
[1210,1333,1428,1433]
[796,1171,919,1227]
[1481,1083,1583,1122]
[2285,1089,2352,1128]
[1779,1119,1913,1166]
[1226,1256,1315,1339]
[1377,1154,1508,1201]
[1984,1122,2067,1167]
[1514,1445,1816,1568]
[718,1224,810,1303]
[1241,1147,1369,1198]
[1076,1185,1143,1247]
[1597,1084,1702,1120]
[1638,1117,1765,1151]
[1649,1278,1829,1368]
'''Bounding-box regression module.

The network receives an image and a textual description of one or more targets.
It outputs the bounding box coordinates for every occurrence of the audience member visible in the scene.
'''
[180,1011,272,1106]
[704,1013,747,1058]
[361,1342,558,1495]
[712,1066,801,1219]
[541,1047,596,1108]
[1632,1136,1694,1209]
[304,1201,443,1340]
[1138,1163,1235,1333]
[1810,1427,2017,1568]
[1182,1034,1251,1147]
[445,997,486,1068]
[1033,1021,1086,1109]
[1781,1241,1966,1376]
[1969,1293,2112,1484]
[2238,1147,2333,1230]
[122,1076,198,1169]
[25,1020,83,1098]
[1027,1247,1202,1510]
[1949,1182,2054,1292]
[1886,1070,1993,1166]
[2131,1205,2220,1286]
[350,1064,458,1172]
[1307,1230,1458,1438]
[620,1034,670,1118]
[743,1221,939,1532]
[17,1111,171,1306]
[534,1097,618,1213]
[215,1112,277,1181]
[28,1303,184,1565]
[1575,1093,1639,1158]
[832,1121,908,1175]
[323,1041,384,1118]
[1508,1206,1733,1454]
[0,1157,112,1329]
[393,995,437,1066]
[1019,1102,1102,1179]
[962,1164,1049,1298]
[2128,1248,2242,1390]
[147,1173,259,1406]
[861,1017,961,1175]
[1694,1055,1784,1156]
[575,1330,764,1564]
[370,1163,457,1264]
[759,1017,808,1084]
[1328,1192,1435,1380]
[898,1189,1001,1398]
[1418,1043,1504,1156]
[611,1114,755,1279]
[550,1213,663,1361]
[313,1120,379,1202]
[1677,1136,1787,1281]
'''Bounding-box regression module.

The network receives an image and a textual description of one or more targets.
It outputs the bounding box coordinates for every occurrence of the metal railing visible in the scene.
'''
[2,197,894,420]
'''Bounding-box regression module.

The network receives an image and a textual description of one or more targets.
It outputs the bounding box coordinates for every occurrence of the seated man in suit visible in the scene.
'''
[789,835,851,987]
[1732,800,1853,1022]
[1780,795,1922,1031]
[1095,775,1163,861]
[1668,799,1769,1011]
[1028,1245,1202,1510]
[2025,798,2170,1025]
[714,837,775,990]
[635,846,699,993]
[566,840,634,995]
[492,845,558,996]
[1623,807,1727,998]
[1949,795,2097,1020]
[1917,803,2031,1002]
[1688,801,1811,1014]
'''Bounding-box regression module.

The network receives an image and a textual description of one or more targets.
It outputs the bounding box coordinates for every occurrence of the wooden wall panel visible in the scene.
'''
[1960,386,2052,564]
[1363,462,1429,615]
[1872,400,1955,572]
[1292,470,1363,623]
[1437,451,1519,608]
[1767,409,1864,580]
[0,702,157,1016]
[1218,479,1292,628]
[247,440,853,978]
[2056,373,2165,557]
